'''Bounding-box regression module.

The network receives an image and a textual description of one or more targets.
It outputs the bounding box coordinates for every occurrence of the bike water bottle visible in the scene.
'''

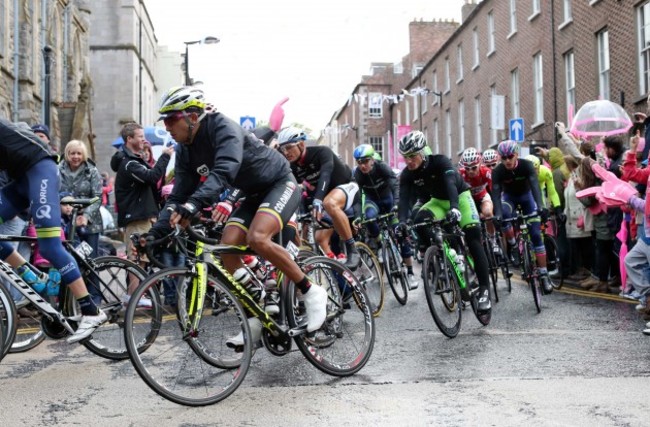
[233,267,265,303]
[243,255,267,281]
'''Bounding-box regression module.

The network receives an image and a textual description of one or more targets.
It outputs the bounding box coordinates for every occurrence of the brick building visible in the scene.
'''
[326,0,650,168]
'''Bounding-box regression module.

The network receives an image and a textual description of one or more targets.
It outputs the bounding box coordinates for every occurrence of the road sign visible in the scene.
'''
[509,118,524,142]
[240,116,256,131]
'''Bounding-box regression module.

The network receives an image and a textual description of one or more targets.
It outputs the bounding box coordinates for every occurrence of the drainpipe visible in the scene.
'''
[138,14,143,123]
[63,3,70,101]
[551,0,558,138]
[41,0,48,120]
[12,0,20,122]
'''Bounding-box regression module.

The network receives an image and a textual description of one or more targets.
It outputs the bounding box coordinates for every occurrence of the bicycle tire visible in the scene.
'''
[544,234,564,290]
[464,254,491,327]
[76,256,155,360]
[422,245,462,338]
[383,238,408,305]
[483,239,499,303]
[0,279,17,360]
[355,242,385,317]
[523,241,542,313]
[287,256,375,377]
[124,267,252,407]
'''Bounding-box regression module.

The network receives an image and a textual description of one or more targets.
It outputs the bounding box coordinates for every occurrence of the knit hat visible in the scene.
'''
[31,124,50,140]
[548,147,570,179]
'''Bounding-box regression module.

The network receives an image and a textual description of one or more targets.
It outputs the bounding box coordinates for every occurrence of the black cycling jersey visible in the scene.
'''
[398,154,468,222]
[0,118,56,177]
[354,160,398,202]
[290,146,353,201]
[491,158,543,218]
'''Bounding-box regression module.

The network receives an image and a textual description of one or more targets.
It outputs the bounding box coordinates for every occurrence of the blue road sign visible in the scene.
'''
[240,116,256,131]
[509,118,524,142]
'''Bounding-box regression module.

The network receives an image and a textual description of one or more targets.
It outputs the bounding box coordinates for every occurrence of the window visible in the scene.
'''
[511,68,520,119]
[393,62,403,74]
[475,96,482,151]
[532,0,541,15]
[533,52,544,125]
[457,44,463,82]
[639,3,650,95]
[490,85,497,147]
[369,136,384,160]
[412,93,419,122]
[432,71,439,105]
[422,88,428,114]
[445,109,452,155]
[369,93,383,118]
[564,51,576,122]
[433,118,440,153]
[458,100,465,152]
[563,0,572,23]
[412,64,424,79]
[598,29,610,100]
[472,28,480,69]
[509,0,517,36]
[487,12,495,54]
[444,58,450,93]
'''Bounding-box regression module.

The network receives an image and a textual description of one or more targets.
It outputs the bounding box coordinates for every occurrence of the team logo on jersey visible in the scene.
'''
[35,205,52,220]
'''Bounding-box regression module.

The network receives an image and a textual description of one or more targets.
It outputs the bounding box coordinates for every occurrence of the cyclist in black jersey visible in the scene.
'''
[397,131,491,314]
[276,127,361,270]
[144,87,328,345]
[0,118,106,343]
[491,140,552,293]
[353,144,418,288]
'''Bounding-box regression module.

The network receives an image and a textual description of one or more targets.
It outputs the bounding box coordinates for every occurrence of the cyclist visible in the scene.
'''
[482,148,498,170]
[276,126,361,270]
[0,119,106,343]
[492,140,553,294]
[397,131,492,315]
[524,154,565,223]
[459,148,496,230]
[143,86,327,346]
[353,144,418,288]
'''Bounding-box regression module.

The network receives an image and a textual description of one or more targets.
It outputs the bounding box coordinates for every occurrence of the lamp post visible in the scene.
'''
[183,36,220,86]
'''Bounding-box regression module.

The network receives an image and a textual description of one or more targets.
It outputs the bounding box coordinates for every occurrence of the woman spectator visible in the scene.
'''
[564,155,592,280]
[59,140,103,302]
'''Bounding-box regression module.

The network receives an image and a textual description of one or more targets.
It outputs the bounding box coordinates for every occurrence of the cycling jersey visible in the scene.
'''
[491,158,544,219]
[290,146,353,201]
[354,160,398,202]
[398,154,469,223]
[0,118,57,177]
[459,165,492,202]
[537,164,561,208]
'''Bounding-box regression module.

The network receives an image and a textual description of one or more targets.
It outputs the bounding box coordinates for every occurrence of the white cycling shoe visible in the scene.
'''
[303,284,328,332]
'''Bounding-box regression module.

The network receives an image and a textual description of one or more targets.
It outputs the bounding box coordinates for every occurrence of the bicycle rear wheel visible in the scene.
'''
[422,246,462,338]
[288,256,375,377]
[355,242,385,317]
[0,279,16,360]
[124,267,251,406]
[544,234,564,290]
[383,239,408,305]
[523,242,542,313]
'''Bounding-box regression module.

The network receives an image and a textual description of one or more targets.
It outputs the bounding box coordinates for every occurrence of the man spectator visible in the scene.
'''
[111,122,173,289]
[30,123,56,153]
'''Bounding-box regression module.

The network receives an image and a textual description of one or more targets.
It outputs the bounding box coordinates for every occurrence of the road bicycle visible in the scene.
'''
[503,211,546,313]
[362,212,411,305]
[124,222,375,407]
[0,197,153,359]
[416,218,490,338]
[479,218,512,302]
[297,210,384,317]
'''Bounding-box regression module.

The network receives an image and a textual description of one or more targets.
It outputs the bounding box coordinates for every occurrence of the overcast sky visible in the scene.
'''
[145,0,464,137]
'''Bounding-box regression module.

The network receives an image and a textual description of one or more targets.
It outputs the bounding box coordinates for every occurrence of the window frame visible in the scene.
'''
[533,52,544,126]
[597,29,610,100]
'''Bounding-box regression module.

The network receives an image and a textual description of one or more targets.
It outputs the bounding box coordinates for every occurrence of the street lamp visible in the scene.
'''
[183,36,220,86]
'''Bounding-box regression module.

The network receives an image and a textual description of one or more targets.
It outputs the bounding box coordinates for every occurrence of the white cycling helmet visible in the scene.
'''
[461,147,481,167]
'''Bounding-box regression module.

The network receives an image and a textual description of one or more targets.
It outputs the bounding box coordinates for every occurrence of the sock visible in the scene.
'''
[345,238,357,253]
[296,276,311,294]
[77,294,100,316]
[538,267,548,275]
[407,266,414,275]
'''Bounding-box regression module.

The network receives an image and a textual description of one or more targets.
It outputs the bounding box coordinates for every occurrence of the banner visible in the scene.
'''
[392,125,411,170]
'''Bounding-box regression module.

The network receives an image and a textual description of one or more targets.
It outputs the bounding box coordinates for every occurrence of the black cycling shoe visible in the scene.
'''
[507,243,520,267]
[477,288,492,313]
[345,250,361,270]
[541,274,553,295]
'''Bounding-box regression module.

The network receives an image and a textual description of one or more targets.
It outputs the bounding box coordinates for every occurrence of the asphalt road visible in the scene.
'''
[1,267,649,426]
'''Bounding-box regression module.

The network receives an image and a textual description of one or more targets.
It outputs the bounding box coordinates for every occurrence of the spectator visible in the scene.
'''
[100,171,113,207]
[111,122,173,304]
[563,155,592,280]
[30,123,57,153]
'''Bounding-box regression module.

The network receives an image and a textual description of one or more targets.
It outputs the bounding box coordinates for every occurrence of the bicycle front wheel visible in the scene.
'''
[383,239,408,305]
[355,242,385,317]
[422,246,462,338]
[483,240,499,303]
[0,279,17,360]
[288,256,375,377]
[124,267,251,406]
[523,242,542,313]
